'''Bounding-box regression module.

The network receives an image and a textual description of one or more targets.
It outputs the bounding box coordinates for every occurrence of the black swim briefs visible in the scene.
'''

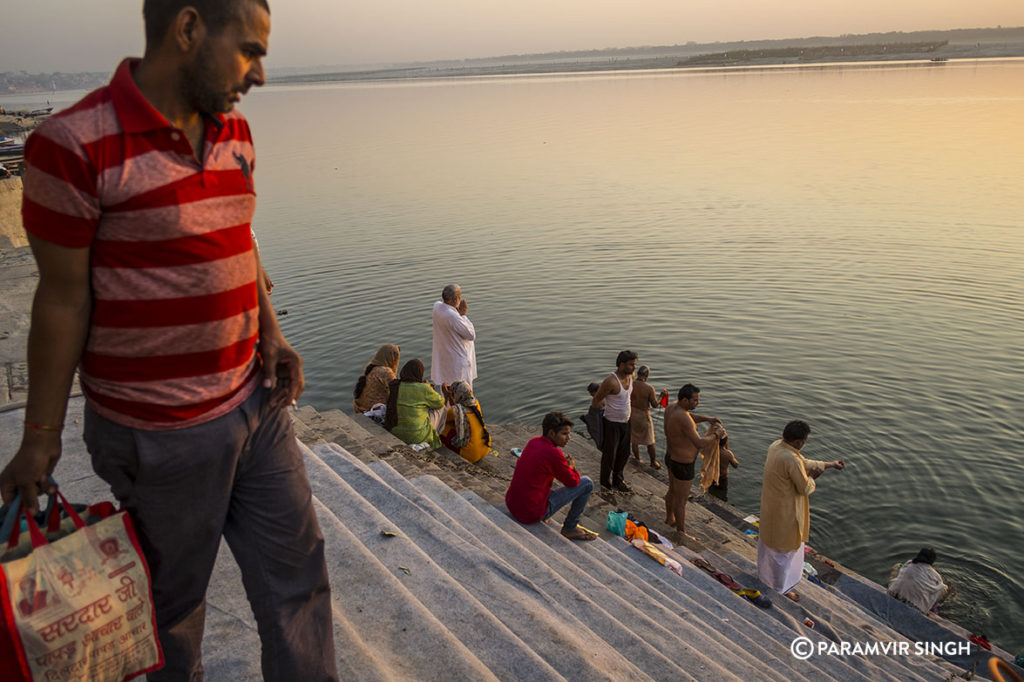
[665,457,695,481]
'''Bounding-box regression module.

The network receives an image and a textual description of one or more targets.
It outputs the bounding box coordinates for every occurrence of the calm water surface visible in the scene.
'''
[244,60,1023,651]
[18,60,1024,651]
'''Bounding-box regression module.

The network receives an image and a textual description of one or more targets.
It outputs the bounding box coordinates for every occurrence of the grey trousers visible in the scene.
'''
[84,386,338,682]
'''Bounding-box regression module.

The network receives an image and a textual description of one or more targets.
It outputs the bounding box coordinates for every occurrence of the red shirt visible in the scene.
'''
[505,436,581,524]
[22,58,260,429]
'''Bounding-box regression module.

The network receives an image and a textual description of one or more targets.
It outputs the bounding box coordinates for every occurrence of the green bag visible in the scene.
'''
[606,510,628,537]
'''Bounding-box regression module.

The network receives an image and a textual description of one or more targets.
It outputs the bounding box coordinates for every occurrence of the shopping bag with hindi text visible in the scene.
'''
[0,491,163,681]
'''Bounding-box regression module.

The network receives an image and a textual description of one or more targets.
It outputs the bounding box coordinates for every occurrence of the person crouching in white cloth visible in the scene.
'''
[888,547,949,613]
[431,284,477,388]
[757,420,845,602]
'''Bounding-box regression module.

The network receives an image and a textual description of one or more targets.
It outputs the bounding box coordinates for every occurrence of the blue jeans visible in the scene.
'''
[543,476,594,532]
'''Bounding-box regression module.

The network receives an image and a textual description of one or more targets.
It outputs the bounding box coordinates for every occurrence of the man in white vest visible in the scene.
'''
[431,284,477,388]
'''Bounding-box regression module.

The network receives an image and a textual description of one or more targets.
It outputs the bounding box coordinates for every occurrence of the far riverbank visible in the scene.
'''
[269,32,1024,85]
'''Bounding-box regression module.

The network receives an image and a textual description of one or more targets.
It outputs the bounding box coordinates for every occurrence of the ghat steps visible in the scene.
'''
[1,398,1020,680]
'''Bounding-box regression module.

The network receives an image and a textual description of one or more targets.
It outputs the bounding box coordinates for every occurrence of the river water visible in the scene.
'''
[8,58,1023,651]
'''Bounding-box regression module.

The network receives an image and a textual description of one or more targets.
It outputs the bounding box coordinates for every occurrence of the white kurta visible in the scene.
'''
[431,301,477,386]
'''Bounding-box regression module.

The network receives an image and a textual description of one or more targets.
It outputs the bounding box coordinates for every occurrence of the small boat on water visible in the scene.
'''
[930,57,948,63]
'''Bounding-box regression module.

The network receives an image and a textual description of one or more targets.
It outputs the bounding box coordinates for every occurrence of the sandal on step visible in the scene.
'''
[712,572,742,591]
[691,557,715,573]
[735,588,773,608]
[561,527,597,541]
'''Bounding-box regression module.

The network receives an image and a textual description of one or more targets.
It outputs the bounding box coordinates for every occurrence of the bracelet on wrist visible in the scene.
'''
[24,420,64,434]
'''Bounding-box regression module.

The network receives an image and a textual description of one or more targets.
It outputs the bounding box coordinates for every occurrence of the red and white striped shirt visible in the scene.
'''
[22,58,261,430]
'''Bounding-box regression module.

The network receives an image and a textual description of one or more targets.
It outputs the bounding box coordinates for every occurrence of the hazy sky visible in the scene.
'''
[3,0,1023,73]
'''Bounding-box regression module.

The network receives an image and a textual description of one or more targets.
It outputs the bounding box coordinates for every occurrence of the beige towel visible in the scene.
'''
[699,427,720,492]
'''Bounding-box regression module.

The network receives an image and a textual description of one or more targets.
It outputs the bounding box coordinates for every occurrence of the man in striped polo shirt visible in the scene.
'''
[0,1,338,679]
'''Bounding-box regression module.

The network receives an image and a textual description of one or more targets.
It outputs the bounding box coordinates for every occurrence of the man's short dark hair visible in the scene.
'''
[782,420,811,442]
[615,350,638,367]
[542,411,573,436]
[143,0,270,47]
[441,284,460,303]
[678,383,700,400]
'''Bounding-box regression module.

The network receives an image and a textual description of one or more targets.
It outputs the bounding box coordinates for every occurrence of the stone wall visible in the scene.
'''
[0,176,26,249]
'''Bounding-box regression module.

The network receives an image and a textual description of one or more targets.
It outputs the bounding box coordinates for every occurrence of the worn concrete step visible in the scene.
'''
[312,443,654,681]
[830,567,1022,677]
[305,443,564,681]
[351,412,408,449]
[409,474,745,681]
[701,549,952,682]
[461,491,828,681]
[369,461,709,680]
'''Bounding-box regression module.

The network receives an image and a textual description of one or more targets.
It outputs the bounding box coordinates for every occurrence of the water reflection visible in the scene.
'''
[243,61,1023,649]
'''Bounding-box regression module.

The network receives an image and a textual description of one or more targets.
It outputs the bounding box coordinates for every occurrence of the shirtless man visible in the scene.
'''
[663,383,724,542]
[591,350,638,492]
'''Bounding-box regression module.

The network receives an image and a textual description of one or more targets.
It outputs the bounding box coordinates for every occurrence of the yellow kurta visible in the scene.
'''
[758,439,826,552]
[440,404,492,463]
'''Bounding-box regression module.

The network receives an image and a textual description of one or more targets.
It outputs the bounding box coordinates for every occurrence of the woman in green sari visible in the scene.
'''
[385,359,447,448]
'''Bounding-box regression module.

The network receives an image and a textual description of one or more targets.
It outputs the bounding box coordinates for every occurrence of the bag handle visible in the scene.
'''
[20,507,47,549]
[0,492,24,549]
[38,476,86,533]
[1,494,48,550]
[52,490,87,530]
[1,483,87,550]
[45,491,62,533]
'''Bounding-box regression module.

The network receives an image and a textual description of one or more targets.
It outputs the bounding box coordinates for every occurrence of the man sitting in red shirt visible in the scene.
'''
[505,412,597,541]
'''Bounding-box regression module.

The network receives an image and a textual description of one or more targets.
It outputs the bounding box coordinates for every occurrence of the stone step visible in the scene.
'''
[351,412,408,449]
[830,568,1021,676]
[6,396,1006,681]
[305,443,563,681]
[604,537,874,681]
[312,443,654,681]
[371,461,708,680]
[701,550,952,682]
[461,490,826,681]
[408,473,740,681]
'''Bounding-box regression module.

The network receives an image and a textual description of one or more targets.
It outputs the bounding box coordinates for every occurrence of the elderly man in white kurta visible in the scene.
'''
[431,284,477,388]
[757,420,845,601]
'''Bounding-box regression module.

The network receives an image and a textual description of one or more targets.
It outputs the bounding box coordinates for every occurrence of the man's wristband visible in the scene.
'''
[24,420,64,434]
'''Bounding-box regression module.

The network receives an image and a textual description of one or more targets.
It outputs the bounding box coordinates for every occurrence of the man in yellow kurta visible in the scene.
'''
[757,420,845,600]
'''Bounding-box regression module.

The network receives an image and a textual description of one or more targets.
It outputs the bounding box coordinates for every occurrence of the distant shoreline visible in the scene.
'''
[3,27,1022,94]
[269,41,1024,86]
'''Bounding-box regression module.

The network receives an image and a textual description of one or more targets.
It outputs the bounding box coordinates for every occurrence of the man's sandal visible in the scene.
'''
[735,588,773,608]
[712,572,742,591]
[562,527,597,541]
